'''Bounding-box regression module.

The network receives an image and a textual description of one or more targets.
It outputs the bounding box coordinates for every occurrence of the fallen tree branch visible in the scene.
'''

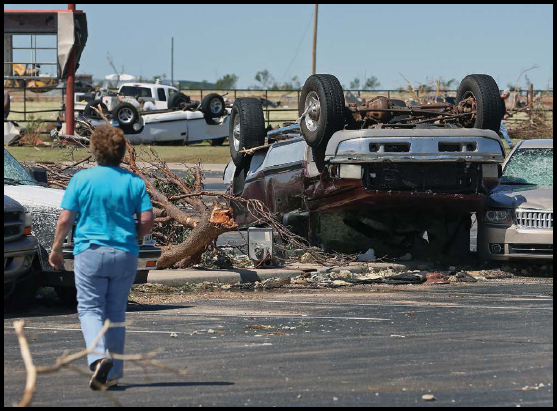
[13,319,186,407]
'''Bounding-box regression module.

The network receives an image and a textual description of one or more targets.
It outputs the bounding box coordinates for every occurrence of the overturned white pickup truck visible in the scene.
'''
[76,84,231,146]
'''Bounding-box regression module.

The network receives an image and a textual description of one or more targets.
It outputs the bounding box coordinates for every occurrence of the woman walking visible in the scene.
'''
[49,124,154,390]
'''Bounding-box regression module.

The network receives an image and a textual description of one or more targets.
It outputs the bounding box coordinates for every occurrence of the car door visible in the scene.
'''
[260,139,307,214]
[155,88,167,110]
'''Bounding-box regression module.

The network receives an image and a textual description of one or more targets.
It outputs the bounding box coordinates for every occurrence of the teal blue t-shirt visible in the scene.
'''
[60,165,153,256]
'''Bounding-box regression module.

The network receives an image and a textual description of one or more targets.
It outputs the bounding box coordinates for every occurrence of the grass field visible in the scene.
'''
[6,141,233,164]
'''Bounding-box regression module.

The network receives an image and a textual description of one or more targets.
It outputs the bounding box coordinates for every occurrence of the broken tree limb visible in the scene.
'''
[13,319,186,407]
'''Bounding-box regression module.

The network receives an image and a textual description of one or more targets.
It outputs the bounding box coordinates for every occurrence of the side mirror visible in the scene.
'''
[27,166,48,184]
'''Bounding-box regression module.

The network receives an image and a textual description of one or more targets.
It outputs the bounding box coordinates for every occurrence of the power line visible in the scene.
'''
[280,8,314,84]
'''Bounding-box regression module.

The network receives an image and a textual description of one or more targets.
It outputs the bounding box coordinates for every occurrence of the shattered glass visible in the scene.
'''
[502,148,553,186]
[4,149,38,186]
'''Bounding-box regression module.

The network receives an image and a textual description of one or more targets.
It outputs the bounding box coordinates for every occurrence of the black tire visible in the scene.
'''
[4,274,39,310]
[84,99,109,119]
[54,286,78,307]
[201,93,226,118]
[456,74,504,132]
[229,98,266,167]
[113,102,139,132]
[210,137,226,146]
[299,74,345,148]
[169,92,191,110]
[134,270,149,284]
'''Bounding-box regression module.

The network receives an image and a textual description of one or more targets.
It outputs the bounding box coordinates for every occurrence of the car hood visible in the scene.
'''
[4,184,66,254]
[488,184,553,210]
[3,184,65,213]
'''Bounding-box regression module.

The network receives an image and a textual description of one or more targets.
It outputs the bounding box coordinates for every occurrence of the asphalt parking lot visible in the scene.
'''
[4,279,553,407]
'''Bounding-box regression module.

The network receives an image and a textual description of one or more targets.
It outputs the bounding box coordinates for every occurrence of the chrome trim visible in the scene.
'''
[332,136,505,163]
[515,209,553,229]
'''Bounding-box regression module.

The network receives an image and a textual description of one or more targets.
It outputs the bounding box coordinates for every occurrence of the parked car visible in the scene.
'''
[4,148,162,304]
[4,194,39,307]
[478,139,553,261]
[224,73,506,261]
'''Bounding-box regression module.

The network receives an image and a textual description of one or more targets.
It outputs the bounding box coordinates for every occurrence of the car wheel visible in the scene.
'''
[54,286,78,307]
[210,137,226,146]
[299,74,345,148]
[169,92,191,110]
[456,74,504,132]
[229,98,266,167]
[201,93,226,118]
[84,99,109,119]
[113,102,139,132]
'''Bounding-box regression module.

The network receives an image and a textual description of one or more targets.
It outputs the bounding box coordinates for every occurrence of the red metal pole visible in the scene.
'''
[65,4,76,136]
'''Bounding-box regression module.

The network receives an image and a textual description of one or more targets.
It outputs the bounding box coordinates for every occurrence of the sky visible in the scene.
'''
[4,4,554,90]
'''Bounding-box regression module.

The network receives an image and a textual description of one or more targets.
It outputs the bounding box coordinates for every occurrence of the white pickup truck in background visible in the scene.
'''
[74,82,231,146]
[75,82,190,112]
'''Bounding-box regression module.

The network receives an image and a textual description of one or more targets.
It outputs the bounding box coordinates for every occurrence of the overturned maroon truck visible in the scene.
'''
[225,74,506,261]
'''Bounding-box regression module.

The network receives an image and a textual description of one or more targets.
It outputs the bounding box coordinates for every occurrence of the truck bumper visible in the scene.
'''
[41,245,162,287]
[4,236,39,285]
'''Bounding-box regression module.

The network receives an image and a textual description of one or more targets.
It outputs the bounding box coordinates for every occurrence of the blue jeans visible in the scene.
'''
[499,121,514,147]
[74,245,138,380]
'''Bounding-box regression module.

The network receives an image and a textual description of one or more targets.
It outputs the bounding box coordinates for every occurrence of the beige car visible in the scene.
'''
[478,139,553,261]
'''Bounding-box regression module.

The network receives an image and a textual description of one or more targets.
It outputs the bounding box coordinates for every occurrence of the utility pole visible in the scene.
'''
[312,4,318,75]
[65,3,76,136]
[171,37,174,87]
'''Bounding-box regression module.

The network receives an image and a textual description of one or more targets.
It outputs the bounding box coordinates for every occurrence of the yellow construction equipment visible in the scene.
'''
[4,64,58,92]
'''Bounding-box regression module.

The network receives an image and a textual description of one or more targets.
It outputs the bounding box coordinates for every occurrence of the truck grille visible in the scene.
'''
[4,211,24,242]
[362,163,482,194]
[515,209,553,229]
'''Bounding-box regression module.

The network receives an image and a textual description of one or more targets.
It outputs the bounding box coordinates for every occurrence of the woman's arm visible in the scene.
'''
[137,210,155,239]
[49,209,76,270]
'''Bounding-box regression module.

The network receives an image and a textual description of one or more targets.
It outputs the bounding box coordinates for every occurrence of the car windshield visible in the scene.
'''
[4,149,39,186]
[501,147,553,186]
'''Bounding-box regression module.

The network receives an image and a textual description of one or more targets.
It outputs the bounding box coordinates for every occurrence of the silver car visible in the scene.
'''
[478,139,553,261]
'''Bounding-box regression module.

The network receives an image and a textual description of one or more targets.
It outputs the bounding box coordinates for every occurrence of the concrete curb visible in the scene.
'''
[146,260,436,287]
[147,268,304,287]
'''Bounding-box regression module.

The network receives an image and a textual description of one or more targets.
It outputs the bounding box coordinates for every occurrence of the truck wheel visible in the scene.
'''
[229,98,266,167]
[201,93,226,118]
[169,92,191,110]
[456,74,504,132]
[84,99,109,119]
[134,270,149,284]
[4,275,39,310]
[54,286,78,306]
[113,102,139,132]
[210,137,226,146]
[299,74,345,148]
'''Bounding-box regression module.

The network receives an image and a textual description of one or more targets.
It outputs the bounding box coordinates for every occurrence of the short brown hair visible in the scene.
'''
[90,125,126,166]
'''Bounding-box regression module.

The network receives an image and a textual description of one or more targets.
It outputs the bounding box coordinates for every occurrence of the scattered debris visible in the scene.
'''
[357,249,376,262]
[456,272,478,283]
[422,394,436,401]
[424,272,450,285]
[245,325,275,330]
